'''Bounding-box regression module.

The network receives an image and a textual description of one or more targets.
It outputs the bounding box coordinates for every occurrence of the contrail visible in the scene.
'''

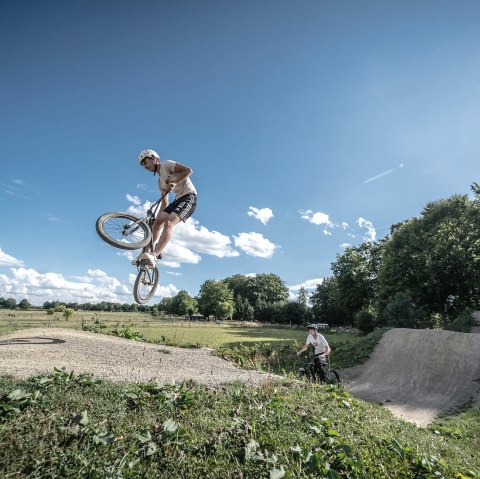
[363,169,394,184]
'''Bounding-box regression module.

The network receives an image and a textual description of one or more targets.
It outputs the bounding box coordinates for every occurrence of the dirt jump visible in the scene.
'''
[341,326,480,426]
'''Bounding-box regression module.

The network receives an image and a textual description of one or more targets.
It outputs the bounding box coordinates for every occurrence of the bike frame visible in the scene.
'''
[130,192,169,254]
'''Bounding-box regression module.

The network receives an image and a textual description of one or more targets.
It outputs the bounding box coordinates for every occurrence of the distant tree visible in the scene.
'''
[63,308,75,320]
[282,300,313,325]
[18,299,31,310]
[331,242,383,323]
[310,278,345,326]
[5,298,16,309]
[233,295,255,321]
[170,290,197,316]
[197,279,234,320]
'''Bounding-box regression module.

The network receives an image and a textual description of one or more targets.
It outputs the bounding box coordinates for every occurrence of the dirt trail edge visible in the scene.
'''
[341,328,480,426]
[0,328,277,388]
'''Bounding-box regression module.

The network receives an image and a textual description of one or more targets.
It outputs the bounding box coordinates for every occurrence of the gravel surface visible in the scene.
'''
[0,328,278,388]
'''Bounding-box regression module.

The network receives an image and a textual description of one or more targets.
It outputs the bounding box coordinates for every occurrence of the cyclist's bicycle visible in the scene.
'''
[96,193,167,305]
[297,353,341,387]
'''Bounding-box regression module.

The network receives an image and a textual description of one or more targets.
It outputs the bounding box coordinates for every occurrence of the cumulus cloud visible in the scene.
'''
[300,210,333,227]
[0,249,23,267]
[357,217,376,242]
[248,207,274,225]
[174,219,239,259]
[234,232,277,258]
[0,253,180,304]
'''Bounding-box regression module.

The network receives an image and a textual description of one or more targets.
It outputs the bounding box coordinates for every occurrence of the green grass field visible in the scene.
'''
[0,309,356,350]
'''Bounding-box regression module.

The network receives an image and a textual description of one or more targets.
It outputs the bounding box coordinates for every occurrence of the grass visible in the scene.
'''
[0,309,359,350]
[0,370,478,478]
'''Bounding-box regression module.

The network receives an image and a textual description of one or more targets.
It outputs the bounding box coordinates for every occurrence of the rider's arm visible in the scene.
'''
[167,162,192,191]
[297,343,309,357]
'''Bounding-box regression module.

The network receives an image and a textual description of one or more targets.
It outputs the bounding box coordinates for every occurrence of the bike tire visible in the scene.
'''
[133,266,159,304]
[324,369,341,387]
[96,212,151,250]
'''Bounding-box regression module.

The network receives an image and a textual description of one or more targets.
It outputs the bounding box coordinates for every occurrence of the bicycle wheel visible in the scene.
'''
[324,369,341,387]
[133,266,159,304]
[96,212,151,250]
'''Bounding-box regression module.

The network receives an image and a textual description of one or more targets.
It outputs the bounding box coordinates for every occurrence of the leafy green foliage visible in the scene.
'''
[0,373,478,478]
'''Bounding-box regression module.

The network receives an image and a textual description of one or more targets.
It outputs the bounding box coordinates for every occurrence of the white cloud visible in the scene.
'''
[300,210,333,227]
[174,219,239,258]
[323,229,332,236]
[357,217,376,242]
[248,207,274,225]
[0,265,178,305]
[340,243,351,249]
[0,249,23,267]
[126,194,142,206]
[233,232,277,258]
[289,278,324,291]
[13,178,25,185]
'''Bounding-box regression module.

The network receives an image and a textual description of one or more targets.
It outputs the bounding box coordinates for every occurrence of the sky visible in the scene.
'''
[1,0,479,306]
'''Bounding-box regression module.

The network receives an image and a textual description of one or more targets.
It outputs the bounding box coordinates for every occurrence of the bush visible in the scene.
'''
[445,310,475,332]
[354,310,375,334]
[380,292,426,328]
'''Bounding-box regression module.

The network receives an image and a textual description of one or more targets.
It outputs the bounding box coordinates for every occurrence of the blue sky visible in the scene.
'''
[1,0,479,306]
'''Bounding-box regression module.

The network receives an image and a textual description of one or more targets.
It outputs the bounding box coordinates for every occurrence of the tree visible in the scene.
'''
[169,290,197,316]
[18,299,31,310]
[249,274,289,305]
[377,189,480,324]
[63,308,75,320]
[197,279,234,320]
[310,278,345,326]
[282,300,313,325]
[330,242,383,323]
[234,295,255,321]
[5,298,16,309]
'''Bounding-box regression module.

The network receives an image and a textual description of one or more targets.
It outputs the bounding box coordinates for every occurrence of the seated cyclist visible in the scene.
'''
[297,323,331,381]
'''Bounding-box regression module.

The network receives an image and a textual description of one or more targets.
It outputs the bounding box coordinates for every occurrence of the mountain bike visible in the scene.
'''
[96,193,167,304]
[297,353,341,387]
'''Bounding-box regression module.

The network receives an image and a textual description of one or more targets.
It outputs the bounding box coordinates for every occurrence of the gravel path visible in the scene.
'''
[0,328,278,388]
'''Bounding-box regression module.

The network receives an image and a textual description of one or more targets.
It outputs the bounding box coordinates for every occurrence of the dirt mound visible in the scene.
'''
[341,328,480,426]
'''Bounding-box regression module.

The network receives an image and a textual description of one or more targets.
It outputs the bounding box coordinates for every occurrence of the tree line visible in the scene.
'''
[311,183,480,332]
[3,184,479,332]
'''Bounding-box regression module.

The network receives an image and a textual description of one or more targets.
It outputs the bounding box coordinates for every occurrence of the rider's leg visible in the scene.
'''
[314,356,326,381]
[153,212,181,257]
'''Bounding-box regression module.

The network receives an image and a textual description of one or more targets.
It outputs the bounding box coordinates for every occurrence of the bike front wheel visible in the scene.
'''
[96,212,151,250]
[323,369,341,387]
[133,266,159,304]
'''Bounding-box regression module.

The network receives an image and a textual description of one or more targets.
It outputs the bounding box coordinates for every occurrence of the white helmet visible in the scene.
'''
[138,149,160,164]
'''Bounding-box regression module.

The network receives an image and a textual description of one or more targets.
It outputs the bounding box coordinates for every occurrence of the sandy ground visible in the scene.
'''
[0,328,277,388]
[341,327,480,426]
[1,317,480,427]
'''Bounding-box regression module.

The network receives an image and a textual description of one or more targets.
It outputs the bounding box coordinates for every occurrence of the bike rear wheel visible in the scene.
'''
[96,212,151,250]
[323,369,341,387]
[133,266,159,304]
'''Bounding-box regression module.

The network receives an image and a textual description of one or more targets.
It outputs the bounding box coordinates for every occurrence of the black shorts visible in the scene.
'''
[164,193,197,222]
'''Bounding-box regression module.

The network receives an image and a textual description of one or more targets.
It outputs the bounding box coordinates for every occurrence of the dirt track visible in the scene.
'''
[341,327,480,426]
[0,328,276,388]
